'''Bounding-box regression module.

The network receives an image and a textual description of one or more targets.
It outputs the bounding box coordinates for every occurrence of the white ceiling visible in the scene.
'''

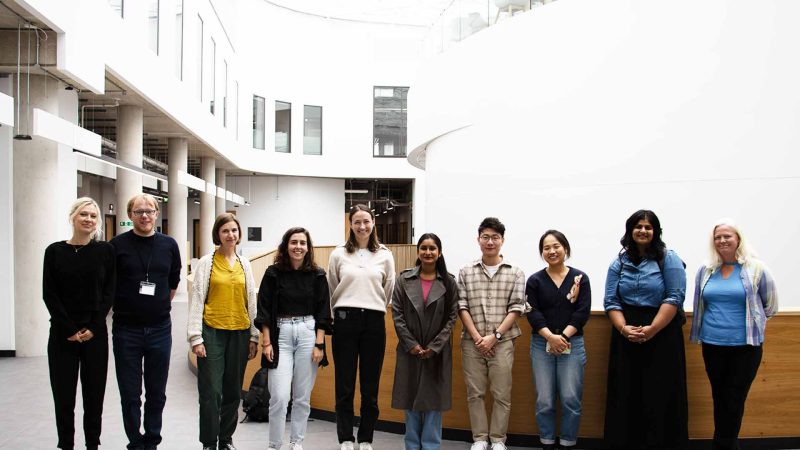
[262,0,460,27]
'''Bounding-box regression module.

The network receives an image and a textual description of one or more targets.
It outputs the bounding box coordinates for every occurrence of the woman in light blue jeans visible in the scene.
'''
[255,227,331,450]
[525,230,591,450]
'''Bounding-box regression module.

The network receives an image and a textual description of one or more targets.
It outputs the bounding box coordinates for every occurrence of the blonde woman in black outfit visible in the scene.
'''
[43,197,115,450]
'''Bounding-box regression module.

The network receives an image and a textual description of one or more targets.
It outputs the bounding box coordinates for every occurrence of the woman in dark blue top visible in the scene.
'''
[42,197,115,450]
[603,210,688,450]
[526,230,590,450]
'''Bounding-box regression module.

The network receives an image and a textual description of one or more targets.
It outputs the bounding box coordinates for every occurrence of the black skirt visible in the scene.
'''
[603,304,689,450]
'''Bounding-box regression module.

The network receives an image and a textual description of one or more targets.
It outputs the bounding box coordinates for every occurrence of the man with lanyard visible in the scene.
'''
[457,217,528,450]
[111,193,181,450]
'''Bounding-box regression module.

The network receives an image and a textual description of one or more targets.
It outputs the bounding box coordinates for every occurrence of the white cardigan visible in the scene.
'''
[187,251,259,346]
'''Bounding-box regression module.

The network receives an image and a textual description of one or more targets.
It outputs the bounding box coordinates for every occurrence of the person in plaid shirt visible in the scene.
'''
[457,217,528,450]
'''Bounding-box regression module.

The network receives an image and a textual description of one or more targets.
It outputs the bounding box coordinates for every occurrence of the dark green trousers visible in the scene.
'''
[197,324,250,446]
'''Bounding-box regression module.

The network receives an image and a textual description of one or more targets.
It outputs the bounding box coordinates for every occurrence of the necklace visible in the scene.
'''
[67,239,90,253]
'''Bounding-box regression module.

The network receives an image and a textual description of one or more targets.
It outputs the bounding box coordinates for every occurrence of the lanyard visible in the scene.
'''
[134,237,155,282]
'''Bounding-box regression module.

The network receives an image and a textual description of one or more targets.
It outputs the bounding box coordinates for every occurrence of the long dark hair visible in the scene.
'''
[344,204,380,253]
[620,209,666,264]
[414,233,449,277]
[273,227,317,271]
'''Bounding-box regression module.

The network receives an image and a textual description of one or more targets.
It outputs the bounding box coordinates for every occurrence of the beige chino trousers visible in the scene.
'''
[461,337,515,443]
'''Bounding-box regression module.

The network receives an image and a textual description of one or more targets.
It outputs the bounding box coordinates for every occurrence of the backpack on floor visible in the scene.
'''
[241,367,270,422]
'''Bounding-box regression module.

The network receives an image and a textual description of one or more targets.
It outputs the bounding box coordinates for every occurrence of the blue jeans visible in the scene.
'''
[404,410,442,450]
[530,335,586,447]
[268,316,319,448]
[113,320,172,450]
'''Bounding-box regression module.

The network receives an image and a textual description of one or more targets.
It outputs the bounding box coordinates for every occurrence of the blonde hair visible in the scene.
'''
[126,193,159,219]
[69,197,103,240]
[707,218,755,270]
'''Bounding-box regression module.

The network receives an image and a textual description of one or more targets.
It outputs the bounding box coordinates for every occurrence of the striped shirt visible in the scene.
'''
[457,258,528,340]
[690,258,778,346]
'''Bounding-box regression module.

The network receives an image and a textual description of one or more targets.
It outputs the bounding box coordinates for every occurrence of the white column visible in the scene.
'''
[0,76,15,353]
[116,105,143,234]
[167,137,188,293]
[13,75,78,356]
[215,168,226,216]
[199,157,216,255]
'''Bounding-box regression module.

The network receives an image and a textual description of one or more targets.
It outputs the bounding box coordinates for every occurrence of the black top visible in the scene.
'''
[526,267,591,336]
[255,264,332,369]
[110,231,182,326]
[42,240,116,338]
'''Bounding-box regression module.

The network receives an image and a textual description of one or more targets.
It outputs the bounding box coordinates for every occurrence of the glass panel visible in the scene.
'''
[223,60,228,127]
[197,15,203,101]
[373,86,408,157]
[174,0,183,79]
[209,38,216,114]
[108,0,123,18]
[275,101,291,153]
[147,0,159,54]
[235,81,239,140]
[303,105,322,155]
[253,95,265,150]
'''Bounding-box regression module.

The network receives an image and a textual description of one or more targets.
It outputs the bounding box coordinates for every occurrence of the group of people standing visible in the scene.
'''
[43,198,778,450]
[387,209,778,450]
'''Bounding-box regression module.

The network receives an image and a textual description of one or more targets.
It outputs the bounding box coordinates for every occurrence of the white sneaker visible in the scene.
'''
[470,442,489,450]
[359,443,374,450]
[340,442,355,450]
[289,444,303,450]
[490,443,507,450]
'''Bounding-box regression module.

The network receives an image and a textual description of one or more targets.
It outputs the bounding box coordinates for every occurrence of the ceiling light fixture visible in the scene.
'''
[13,21,32,140]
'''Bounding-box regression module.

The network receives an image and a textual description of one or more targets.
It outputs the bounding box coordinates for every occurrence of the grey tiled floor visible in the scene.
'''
[0,294,531,450]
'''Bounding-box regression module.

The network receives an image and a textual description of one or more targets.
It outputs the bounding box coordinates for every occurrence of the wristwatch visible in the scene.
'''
[494,329,503,341]
[314,343,325,350]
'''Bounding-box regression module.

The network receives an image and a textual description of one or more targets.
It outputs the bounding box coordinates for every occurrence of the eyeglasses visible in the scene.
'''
[479,234,503,243]
[132,209,157,217]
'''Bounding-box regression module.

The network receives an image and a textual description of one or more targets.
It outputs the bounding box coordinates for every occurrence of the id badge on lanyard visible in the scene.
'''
[136,239,156,296]
[139,281,156,296]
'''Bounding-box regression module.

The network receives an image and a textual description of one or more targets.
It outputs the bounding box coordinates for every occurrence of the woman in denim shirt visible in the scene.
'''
[603,210,689,450]
[690,219,778,450]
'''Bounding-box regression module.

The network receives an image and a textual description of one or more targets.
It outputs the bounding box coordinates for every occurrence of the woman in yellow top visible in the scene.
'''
[188,213,259,450]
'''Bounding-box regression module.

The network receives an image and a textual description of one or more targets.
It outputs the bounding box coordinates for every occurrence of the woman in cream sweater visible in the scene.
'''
[328,204,395,450]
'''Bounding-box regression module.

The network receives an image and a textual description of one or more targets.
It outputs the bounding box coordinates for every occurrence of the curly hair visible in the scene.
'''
[273,227,317,271]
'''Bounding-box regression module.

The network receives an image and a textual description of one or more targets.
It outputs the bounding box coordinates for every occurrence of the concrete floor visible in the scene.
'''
[0,294,533,450]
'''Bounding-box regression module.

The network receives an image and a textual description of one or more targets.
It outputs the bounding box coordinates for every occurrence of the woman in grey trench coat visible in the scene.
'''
[392,233,458,450]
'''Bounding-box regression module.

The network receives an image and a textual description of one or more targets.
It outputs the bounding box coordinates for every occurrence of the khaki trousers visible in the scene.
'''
[461,337,515,443]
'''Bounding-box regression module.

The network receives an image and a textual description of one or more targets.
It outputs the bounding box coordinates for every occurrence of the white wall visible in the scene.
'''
[0,77,14,351]
[226,175,344,257]
[231,0,424,179]
[410,0,800,310]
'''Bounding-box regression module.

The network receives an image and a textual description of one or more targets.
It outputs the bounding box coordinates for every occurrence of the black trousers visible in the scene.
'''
[702,343,763,450]
[48,327,109,450]
[332,307,386,444]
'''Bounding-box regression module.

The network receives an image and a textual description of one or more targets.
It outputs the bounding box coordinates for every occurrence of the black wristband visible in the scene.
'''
[314,343,325,349]
[563,334,571,342]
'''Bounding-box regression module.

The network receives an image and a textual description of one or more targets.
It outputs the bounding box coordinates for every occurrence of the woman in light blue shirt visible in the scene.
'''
[690,219,778,450]
[603,209,688,450]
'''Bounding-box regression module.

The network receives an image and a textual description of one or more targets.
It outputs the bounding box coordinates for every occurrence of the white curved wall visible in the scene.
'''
[411,0,800,310]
